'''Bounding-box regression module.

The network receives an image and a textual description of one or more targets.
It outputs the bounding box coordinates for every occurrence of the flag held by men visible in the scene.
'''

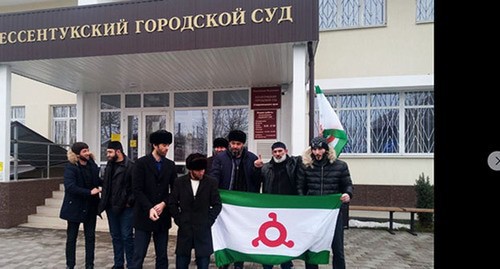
[315,85,348,157]
[212,190,342,266]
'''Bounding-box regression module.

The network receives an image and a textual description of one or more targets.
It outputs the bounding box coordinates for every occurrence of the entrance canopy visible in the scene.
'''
[0,0,318,93]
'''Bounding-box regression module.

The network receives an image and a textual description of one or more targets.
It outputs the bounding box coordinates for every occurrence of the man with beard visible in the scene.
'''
[59,142,101,269]
[209,129,259,269]
[169,153,222,269]
[129,130,177,269]
[98,141,135,269]
[296,136,353,269]
[206,137,228,174]
[254,141,301,269]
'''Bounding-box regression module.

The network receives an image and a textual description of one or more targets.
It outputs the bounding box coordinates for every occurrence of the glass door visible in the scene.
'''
[124,111,169,160]
[125,114,140,161]
[143,112,168,157]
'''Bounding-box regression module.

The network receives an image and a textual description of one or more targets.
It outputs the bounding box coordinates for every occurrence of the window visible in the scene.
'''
[416,0,434,23]
[324,91,433,154]
[52,105,76,146]
[11,106,25,124]
[100,95,121,160]
[174,110,208,162]
[319,0,386,31]
[212,90,249,139]
[173,92,209,162]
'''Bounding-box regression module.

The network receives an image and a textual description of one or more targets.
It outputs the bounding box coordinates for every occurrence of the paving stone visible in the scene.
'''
[0,227,433,268]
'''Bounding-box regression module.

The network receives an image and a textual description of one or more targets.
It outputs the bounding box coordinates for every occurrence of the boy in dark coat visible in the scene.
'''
[169,153,222,269]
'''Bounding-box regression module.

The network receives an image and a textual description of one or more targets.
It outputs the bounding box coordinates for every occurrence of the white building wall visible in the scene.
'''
[314,0,434,186]
[11,74,76,140]
[316,0,433,78]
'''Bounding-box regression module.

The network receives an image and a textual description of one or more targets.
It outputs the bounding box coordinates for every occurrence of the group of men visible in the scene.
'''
[59,128,353,269]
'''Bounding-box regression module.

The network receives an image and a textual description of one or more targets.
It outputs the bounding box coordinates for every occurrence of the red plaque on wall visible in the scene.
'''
[254,110,277,139]
[251,87,281,109]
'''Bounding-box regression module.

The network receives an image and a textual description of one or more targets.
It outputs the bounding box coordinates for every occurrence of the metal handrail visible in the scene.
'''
[10,138,70,180]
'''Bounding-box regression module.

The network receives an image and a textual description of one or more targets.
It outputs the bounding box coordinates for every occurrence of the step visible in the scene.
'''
[20,215,110,232]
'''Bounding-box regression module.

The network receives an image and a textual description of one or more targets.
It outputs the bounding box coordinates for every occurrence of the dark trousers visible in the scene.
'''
[130,229,168,269]
[305,211,345,269]
[106,207,134,267]
[176,255,210,269]
[65,216,97,269]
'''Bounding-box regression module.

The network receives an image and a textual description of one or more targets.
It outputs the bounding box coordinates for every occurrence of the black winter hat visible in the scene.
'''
[271,141,287,150]
[185,153,208,171]
[107,141,123,151]
[310,136,329,151]
[149,130,173,145]
[71,142,89,155]
[213,137,229,148]
[227,130,246,143]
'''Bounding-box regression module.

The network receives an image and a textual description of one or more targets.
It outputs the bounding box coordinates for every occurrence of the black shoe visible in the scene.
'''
[112,266,124,269]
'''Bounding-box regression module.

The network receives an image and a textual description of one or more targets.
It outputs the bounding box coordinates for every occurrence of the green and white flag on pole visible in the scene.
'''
[212,190,342,267]
[315,85,348,157]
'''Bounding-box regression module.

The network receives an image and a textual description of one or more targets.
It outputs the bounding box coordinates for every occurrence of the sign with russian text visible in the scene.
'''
[254,110,277,139]
[251,87,281,109]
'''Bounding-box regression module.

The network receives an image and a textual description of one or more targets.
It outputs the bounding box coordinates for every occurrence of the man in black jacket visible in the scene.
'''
[297,136,353,269]
[98,141,135,269]
[169,153,222,269]
[60,142,101,269]
[129,130,177,269]
[254,141,299,269]
[209,129,259,269]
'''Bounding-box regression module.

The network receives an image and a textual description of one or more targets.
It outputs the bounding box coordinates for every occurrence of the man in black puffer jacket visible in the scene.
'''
[296,136,353,269]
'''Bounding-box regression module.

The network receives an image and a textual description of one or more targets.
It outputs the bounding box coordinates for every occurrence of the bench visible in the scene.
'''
[349,205,434,235]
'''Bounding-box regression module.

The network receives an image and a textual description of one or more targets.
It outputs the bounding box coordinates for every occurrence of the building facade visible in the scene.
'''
[1,0,433,207]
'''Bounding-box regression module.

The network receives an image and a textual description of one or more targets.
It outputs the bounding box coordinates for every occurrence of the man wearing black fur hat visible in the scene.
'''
[209,129,259,269]
[297,136,353,269]
[98,141,135,269]
[130,130,177,269]
[168,153,222,269]
[206,137,228,174]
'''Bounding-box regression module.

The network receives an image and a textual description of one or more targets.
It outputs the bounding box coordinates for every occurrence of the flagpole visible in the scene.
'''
[307,41,315,142]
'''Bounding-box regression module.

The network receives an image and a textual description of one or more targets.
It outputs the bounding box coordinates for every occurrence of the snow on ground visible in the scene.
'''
[348,219,410,229]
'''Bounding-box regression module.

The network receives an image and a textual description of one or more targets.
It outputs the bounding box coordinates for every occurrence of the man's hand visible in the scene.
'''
[153,201,166,216]
[90,188,101,195]
[340,193,350,203]
[254,154,264,168]
[149,208,160,221]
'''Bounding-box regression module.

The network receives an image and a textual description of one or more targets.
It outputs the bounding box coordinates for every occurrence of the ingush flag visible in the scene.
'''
[315,85,348,157]
[212,190,342,266]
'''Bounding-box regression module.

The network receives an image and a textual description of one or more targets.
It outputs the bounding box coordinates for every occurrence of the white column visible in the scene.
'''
[0,65,12,181]
[290,43,308,156]
[76,91,84,141]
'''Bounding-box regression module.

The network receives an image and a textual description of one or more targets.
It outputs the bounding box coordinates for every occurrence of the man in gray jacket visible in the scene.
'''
[296,136,353,269]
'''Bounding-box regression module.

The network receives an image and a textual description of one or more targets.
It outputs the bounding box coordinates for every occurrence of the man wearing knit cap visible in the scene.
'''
[208,129,259,269]
[297,136,354,269]
[60,142,101,269]
[206,137,228,173]
[130,130,177,269]
[254,141,301,269]
[168,153,222,269]
[98,141,135,269]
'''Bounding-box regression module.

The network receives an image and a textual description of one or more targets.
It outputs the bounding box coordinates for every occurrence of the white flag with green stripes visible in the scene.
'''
[315,85,348,157]
[212,190,342,266]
